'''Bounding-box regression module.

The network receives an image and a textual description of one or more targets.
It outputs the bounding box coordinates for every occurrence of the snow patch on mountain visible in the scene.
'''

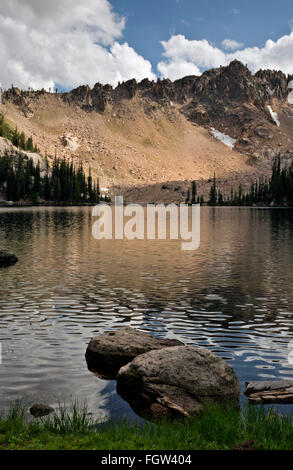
[267,106,280,127]
[211,128,236,149]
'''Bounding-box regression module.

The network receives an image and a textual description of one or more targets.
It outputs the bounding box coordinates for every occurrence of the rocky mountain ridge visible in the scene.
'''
[67,61,293,164]
[1,60,293,202]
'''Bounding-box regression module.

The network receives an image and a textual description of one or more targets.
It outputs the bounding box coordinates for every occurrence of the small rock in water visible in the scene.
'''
[30,403,54,418]
[0,250,18,267]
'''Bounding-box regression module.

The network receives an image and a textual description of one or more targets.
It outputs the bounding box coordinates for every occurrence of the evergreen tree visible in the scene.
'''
[0,115,4,137]
[19,131,26,150]
[218,191,223,205]
[26,137,34,152]
[208,174,217,206]
[12,127,20,147]
[185,188,190,204]
[191,181,197,204]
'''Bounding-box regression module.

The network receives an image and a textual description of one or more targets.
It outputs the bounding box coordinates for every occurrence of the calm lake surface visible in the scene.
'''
[0,206,293,420]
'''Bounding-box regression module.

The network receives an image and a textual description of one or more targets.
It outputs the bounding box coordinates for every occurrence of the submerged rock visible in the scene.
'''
[0,250,18,267]
[30,403,54,418]
[117,345,240,421]
[85,326,183,380]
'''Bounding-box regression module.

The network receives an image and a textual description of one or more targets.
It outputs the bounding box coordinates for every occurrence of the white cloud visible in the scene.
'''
[0,0,155,90]
[232,32,293,72]
[157,35,226,79]
[1,2,293,91]
[221,39,244,51]
[158,60,200,81]
[158,31,293,80]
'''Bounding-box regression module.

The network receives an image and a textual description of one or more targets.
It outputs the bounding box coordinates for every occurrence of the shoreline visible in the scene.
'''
[0,202,293,209]
[1,400,292,450]
[0,202,98,208]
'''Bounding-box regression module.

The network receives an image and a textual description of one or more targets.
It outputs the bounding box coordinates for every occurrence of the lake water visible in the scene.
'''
[0,206,293,421]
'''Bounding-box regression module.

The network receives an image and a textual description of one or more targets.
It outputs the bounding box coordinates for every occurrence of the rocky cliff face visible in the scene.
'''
[58,60,291,111]
[177,61,292,163]
[58,60,293,164]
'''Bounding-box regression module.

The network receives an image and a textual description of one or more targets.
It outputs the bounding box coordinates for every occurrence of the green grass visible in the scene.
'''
[0,400,292,450]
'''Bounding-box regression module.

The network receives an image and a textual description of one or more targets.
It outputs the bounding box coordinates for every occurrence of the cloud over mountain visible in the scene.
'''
[158,31,293,80]
[1,1,293,89]
[0,0,155,90]
[221,39,244,51]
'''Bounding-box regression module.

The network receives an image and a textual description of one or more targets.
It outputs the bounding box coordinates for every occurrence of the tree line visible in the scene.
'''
[0,114,105,204]
[185,156,293,207]
[0,152,102,204]
[0,115,39,153]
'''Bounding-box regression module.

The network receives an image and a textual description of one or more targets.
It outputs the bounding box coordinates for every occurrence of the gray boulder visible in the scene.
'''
[30,403,54,418]
[85,326,183,379]
[117,346,240,420]
[254,126,272,139]
[0,250,18,267]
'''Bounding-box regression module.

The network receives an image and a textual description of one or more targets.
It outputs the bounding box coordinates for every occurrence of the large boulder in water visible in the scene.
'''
[0,250,18,267]
[117,346,240,421]
[85,326,184,379]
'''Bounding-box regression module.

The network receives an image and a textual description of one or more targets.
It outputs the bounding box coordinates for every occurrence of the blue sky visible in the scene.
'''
[0,0,293,90]
[111,0,293,74]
